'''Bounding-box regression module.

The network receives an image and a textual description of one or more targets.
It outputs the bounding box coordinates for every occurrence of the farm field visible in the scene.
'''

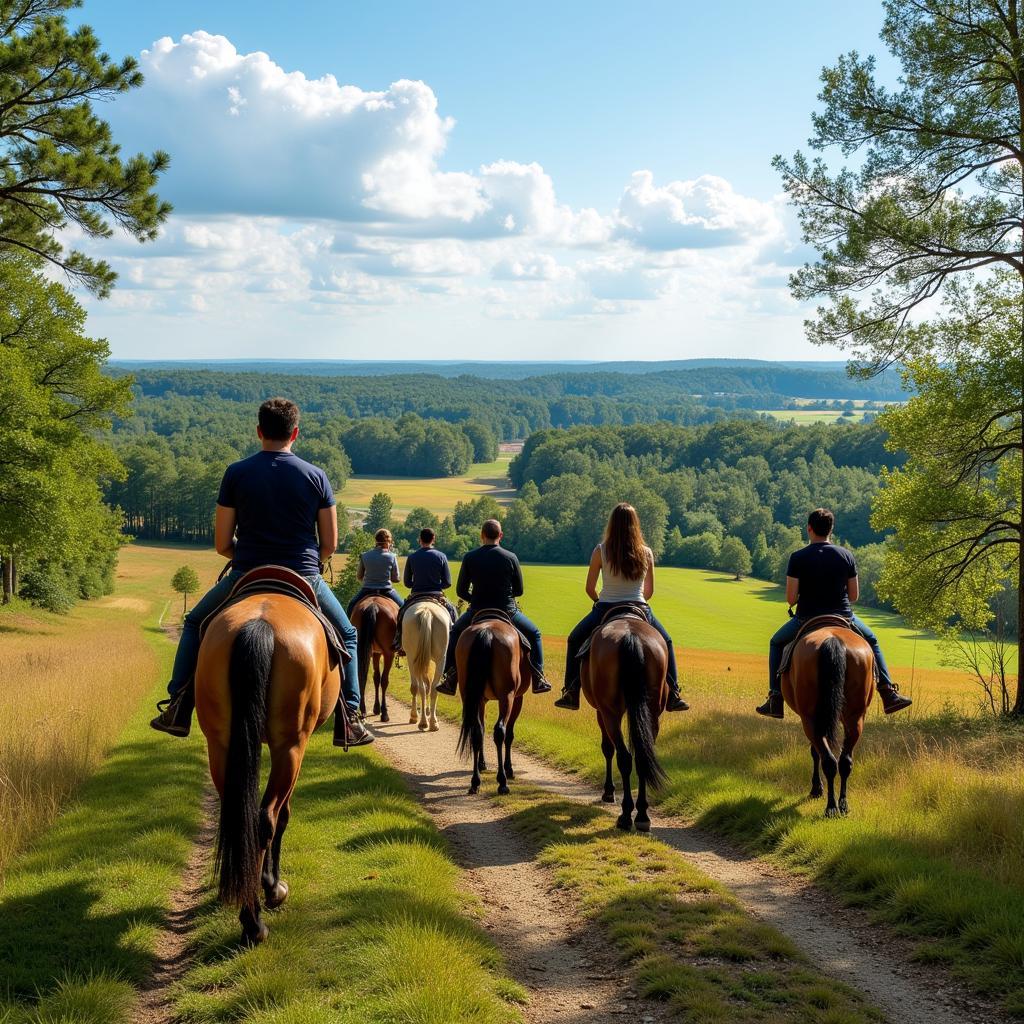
[757,409,861,424]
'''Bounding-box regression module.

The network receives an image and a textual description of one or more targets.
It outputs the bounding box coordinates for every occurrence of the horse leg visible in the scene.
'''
[379,652,392,723]
[427,646,442,731]
[372,653,381,716]
[605,712,633,830]
[838,718,862,816]
[260,746,301,914]
[494,705,509,795]
[263,798,291,909]
[504,694,523,782]
[809,745,823,799]
[477,704,487,774]
[818,739,840,818]
[600,728,615,803]
[469,702,485,794]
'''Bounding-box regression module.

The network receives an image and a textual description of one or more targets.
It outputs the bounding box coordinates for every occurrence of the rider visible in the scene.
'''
[392,526,457,652]
[346,528,404,617]
[554,502,689,712]
[756,507,913,719]
[149,397,373,747]
[435,518,552,696]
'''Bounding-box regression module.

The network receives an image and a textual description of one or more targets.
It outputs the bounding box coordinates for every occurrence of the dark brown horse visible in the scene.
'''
[195,593,340,944]
[351,595,398,722]
[781,623,874,817]
[455,617,530,795]
[581,614,668,832]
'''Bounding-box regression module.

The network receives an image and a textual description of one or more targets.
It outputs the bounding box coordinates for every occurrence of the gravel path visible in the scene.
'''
[372,699,1007,1024]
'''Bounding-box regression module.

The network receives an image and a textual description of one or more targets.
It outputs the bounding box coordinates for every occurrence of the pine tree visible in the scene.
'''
[364,492,394,533]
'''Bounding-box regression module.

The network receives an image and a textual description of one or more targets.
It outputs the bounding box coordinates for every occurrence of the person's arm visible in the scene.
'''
[785,576,799,606]
[511,553,524,598]
[441,554,452,589]
[357,554,366,581]
[214,505,237,561]
[317,506,338,565]
[585,546,601,602]
[403,556,414,589]
[643,550,655,601]
[847,576,860,603]
[390,554,400,583]
[456,558,472,603]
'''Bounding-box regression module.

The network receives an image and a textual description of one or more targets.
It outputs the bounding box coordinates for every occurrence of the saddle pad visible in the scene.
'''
[777,614,859,679]
[578,602,651,661]
[469,608,531,652]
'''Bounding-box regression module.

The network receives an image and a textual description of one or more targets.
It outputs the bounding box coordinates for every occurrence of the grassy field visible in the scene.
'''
[757,410,860,424]
[341,454,514,517]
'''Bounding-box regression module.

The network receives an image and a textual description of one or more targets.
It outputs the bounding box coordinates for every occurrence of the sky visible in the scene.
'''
[66,1,896,362]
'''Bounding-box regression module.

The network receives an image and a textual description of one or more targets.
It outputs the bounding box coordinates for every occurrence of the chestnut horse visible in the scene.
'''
[351,595,398,722]
[780,623,874,817]
[196,594,340,944]
[582,614,668,832]
[455,617,530,795]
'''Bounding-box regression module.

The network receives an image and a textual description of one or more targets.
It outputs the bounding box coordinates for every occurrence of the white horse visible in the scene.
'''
[403,601,449,731]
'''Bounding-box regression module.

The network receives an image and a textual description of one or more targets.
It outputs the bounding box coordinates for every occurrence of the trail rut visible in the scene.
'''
[372,698,1007,1024]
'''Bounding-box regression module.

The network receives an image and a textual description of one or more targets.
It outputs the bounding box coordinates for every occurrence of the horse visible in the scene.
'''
[195,593,340,945]
[455,616,530,795]
[351,595,398,722]
[581,613,668,832]
[780,622,874,818]
[402,600,449,732]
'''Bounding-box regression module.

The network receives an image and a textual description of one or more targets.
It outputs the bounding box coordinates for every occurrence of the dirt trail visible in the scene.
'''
[372,699,1005,1024]
[132,790,217,1024]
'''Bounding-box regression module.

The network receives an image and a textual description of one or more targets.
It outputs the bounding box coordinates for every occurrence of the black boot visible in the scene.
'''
[435,664,458,695]
[878,681,912,714]
[666,680,689,712]
[333,700,373,748]
[755,691,784,719]
[150,682,195,737]
[554,678,581,710]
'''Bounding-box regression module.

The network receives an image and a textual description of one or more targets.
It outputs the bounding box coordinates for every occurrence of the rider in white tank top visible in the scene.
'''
[598,543,650,603]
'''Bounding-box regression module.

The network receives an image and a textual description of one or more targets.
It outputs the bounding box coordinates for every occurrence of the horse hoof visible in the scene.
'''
[601,792,615,803]
[839,800,849,816]
[418,720,428,731]
[824,806,840,819]
[616,815,633,832]
[380,711,389,723]
[409,713,418,724]
[468,786,479,796]
[497,784,510,795]
[505,769,515,780]
[372,702,381,716]
[242,921,269,946]
[635,819,651,834]
[429,721,439,732]
[265,880,289,910]
[809,786,823,799]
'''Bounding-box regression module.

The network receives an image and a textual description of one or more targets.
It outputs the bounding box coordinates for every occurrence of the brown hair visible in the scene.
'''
[481,518,502,541]
[419,527,436,544]
[602,503,648,580]
[808,508,835,538]
[375,528,393,547]
[258,397,300,440]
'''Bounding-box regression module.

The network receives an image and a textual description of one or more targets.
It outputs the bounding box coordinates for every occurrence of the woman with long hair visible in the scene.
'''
[553,503,687,712]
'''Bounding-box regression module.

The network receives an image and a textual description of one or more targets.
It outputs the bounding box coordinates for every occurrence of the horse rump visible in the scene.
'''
[456,627,491,760]
[814,634,846,747]
[215,617,274,909]
[619,629,667,790]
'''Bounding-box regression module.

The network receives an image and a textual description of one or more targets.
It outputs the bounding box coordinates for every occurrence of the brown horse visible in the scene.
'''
[455,617,530,795]
[195,594,340,945]
[351,595,398,722]
[781,623,874,817]
[582,614,668,832]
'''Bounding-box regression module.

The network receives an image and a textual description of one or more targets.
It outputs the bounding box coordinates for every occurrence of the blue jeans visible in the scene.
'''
[443,608,544,675]
[346,586,404,618]
[768,614,893,693]
[564,603,679,690]
[168,571,361,713]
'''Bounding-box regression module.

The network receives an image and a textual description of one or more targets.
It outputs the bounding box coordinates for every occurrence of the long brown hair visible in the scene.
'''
[602,503,648,581]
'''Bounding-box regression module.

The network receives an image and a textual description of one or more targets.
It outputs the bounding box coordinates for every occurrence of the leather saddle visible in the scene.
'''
[470,608,531,653]
[402,592,452,614]
[576,602,650,661]
[777,614,860,680]
[200,565,351,664]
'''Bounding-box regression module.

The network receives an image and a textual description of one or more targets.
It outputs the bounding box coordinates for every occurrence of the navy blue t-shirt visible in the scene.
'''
[787,542,857,618]
[404,546,452,593]
[217,450,335,575]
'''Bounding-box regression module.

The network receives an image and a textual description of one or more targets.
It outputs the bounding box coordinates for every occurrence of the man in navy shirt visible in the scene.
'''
[756,507,912,719]
[150,397,372,747]
[392,527,458,651]
[435,519,551,695]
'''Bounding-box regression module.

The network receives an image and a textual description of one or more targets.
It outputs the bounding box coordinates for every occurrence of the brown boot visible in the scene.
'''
[150,684,195,737]
[878,681,912,714]
[333,702,374,747]
[755,692,784,719]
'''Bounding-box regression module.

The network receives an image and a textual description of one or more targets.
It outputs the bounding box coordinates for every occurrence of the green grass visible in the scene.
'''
[172,734,523,1024]
[492,784,882,1024]
[757,410,860,424]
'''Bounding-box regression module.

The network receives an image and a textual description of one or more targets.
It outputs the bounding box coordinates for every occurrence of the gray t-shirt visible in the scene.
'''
[361,546,399,588]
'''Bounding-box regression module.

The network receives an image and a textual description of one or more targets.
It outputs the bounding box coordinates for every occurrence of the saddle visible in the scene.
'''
[777,614,858,680]
[470,608,531,653]
[200,565,351,664]
[576,602,650,661]
[401,592,451,613]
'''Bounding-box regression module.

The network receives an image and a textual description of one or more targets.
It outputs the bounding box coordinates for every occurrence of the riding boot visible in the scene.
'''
[666,678,689,712]
[553,678,581,710]
[150,681,195,737]
[755,691,784,719]
[333,699,373,747]
[878,681,913,714]
[531,669,552,695]
[436,664,459,695]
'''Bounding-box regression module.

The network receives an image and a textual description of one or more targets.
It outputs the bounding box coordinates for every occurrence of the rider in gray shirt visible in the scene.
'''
[347,528,404,615]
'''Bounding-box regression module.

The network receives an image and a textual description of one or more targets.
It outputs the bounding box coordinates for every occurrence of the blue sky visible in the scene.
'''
[70,1,895,361]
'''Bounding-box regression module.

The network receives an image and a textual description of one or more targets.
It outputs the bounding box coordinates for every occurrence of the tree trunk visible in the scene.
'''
[1,555,11,604]
[11,552,17,595]
[1015,517,1024,714]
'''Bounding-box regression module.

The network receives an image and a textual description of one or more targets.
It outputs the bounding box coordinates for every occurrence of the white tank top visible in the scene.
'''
[598,543,650,603]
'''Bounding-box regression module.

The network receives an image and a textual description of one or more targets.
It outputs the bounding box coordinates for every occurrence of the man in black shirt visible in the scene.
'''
[756,508,912,719]
[435,518,551,695]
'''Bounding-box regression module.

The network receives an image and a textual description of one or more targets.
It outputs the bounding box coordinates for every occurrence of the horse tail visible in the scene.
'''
[215,617,274,910]
[620,629,667,790]
[456,627,491,759]
[357,601,377,687]
[814,635,846,747]
[405,605,432,680]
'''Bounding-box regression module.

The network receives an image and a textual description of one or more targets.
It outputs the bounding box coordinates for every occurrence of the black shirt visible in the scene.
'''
[456,543,524,613]
[404,546,452,594]
[787,542,857,619]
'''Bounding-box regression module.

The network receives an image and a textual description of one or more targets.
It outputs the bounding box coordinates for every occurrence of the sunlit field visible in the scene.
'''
[757,409,861,424]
